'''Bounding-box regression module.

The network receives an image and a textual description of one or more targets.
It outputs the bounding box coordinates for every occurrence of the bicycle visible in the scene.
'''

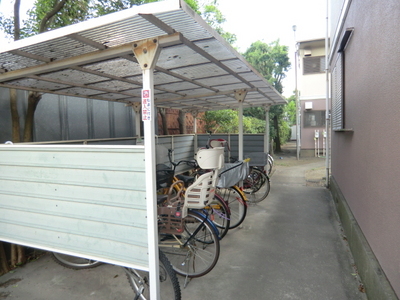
[124,249,181,300]
[157,147,225,278]
[51,249,181,300]
[50,252,102,269]
[243,168,270,204]
[158,148,231,240]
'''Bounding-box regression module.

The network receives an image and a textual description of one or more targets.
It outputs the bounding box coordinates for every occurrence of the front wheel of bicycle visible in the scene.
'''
[51,252,103,270]
[124,250,181,300]
[216,186,247,229]
[243,167,270,203]
[160,210,220,278]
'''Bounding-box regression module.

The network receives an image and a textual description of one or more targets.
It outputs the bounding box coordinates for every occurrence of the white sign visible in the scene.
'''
[142,89,151,121]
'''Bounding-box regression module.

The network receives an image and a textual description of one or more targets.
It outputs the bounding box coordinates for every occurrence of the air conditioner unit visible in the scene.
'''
[305,102,313,110]
[304,49,312,56]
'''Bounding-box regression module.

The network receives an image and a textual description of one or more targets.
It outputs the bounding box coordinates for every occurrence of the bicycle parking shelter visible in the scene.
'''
[0,0,285,298]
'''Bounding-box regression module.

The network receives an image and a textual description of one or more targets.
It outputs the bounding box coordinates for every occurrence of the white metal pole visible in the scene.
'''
[133,38,161,299]
[238,102,243,160]
[264,105,270,154]
[293,25,300,160]
[234,90,247,161]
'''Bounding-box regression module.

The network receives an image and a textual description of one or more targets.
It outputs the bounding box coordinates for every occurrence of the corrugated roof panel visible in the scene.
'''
[20,37,98,62]
[1,53,42,71]
[196,74,240,87]
[222,59,253,74]
[40,69,109,85]
[87,80,140,91]
[57,87,105,96]
[83,58,142,78]
[194,40,237,61]
[158,45,209,69]
[156,81,200,92]
[171,63,228,79]
[153,72,183,85]
[4,78,70,90]
[159,11,213,40]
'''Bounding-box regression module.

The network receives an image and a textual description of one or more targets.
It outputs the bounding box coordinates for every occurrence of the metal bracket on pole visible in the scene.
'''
[234,89,248,103]
[132,38,161,70]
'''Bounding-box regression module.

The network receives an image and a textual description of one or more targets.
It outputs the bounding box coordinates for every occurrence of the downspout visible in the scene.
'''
[325,0,330,187]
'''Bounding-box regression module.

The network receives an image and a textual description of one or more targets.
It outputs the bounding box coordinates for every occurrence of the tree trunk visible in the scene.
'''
[17,245,26,265]
[13,0,21,40]
[10,244,17,267]
[0,242,10,275]
[178,110,186,134]
[10,89,21,143]
[159,108,168,135]
[23,91,42,142]
[274,115,281,152]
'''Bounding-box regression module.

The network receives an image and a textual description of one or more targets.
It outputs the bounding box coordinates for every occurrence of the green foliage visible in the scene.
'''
[202,109,266,134]
[285,94,296,125]
[90,0,157,16]
[26,0,91,36]
[243,40,290,94]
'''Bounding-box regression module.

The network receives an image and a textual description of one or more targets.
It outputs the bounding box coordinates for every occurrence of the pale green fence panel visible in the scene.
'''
[0,145,148,269]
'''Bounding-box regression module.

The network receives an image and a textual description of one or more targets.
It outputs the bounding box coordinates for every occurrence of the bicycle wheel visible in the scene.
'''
[204,194,230,240]
[160,210,220,278]
[243,167,271,203]
[216,185,247,229]
[124,250,181,300]
[51,252,102,270]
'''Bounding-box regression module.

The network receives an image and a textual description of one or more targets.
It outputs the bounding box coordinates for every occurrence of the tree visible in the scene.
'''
[201,109,266,134]
[243,40,291,151]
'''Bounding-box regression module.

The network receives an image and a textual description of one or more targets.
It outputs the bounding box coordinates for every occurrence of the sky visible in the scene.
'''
[0,0,327,97]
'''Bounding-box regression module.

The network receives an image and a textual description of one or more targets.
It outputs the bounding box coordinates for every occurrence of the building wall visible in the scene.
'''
[297,40,327,156]
[298,46,326,98]
[300,98,326,152]
[330,0,400,296]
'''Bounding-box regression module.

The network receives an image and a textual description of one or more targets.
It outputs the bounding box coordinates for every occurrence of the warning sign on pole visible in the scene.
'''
[142,89,151,121]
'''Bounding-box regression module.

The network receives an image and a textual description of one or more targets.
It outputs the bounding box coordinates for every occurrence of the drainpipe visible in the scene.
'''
[325,0,330,187]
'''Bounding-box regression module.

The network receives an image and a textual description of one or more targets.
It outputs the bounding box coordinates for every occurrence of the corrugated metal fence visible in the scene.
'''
[0,145,148,269]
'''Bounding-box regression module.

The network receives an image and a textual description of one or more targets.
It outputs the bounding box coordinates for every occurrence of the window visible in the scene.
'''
[331,54,343,130]
[332,28,353,131]
[304,110,326,128]
[303,56,325,74]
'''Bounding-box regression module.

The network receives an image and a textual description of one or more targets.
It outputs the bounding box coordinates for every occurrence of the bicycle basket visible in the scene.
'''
[158,205,184,234]
[217,161,249,188]
[156,164,174,190]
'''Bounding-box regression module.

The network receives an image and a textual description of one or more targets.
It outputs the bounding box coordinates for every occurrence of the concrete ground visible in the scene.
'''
[0,142,367,299]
